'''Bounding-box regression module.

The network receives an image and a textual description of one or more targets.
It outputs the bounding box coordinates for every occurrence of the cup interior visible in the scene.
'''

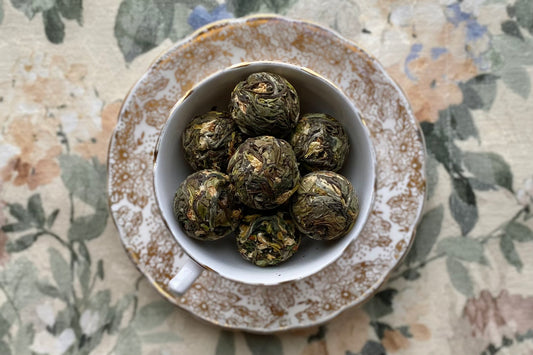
[154,61,376,285]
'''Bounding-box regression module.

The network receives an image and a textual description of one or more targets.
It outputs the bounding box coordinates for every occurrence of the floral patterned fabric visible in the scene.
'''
[0,0,532,354]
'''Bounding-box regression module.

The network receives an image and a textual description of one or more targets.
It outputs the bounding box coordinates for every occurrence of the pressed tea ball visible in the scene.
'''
[290,171,359,241]
[182,111,243,171]
[237,212,300,267]
[230,72,300,137]
[228,136,300,210]
[173,170,241,241]
[290,113,349,172]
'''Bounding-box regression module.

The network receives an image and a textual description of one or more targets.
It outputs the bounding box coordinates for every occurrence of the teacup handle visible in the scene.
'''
[168,258,204,296]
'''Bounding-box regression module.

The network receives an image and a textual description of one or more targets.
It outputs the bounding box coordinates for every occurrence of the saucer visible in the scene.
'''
[107,15,426,332]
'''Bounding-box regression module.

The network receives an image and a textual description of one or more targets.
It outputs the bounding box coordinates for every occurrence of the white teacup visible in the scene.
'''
[153,61,376,295]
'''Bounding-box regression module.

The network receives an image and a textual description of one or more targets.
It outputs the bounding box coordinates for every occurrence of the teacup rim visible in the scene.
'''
[152,60,377,286]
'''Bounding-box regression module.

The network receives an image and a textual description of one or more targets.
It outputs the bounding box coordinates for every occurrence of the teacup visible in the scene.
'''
[153,61,376,295]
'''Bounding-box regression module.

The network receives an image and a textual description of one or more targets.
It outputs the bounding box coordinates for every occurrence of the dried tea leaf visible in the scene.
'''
[174,170,241,240]
[237,212,300,267]
[290,171,359,240]
[182,111,244,172]
[290,113,349,172]
[228,136,300,210]
[230,72,299,137]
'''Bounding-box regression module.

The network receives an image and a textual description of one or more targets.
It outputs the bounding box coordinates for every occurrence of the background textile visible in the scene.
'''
[1,0,532,354]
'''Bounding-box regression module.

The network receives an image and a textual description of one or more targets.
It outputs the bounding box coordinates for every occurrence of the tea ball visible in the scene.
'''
[182,111,243,172]
[290,171,359,241]
[290,113,349,172]
[174,170,241,241]
[230,72,299,137]
[237,212,300,266]
[228,136,300,210]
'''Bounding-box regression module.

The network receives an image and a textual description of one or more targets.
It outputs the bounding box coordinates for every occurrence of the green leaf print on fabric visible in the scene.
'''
[59,155,108,241]
[0,340,10,355]
[0,258,40,316]
[244,333,284,355]
[27,194,45,227]
[436,237,486,264]
[109,294,135,334]
[13,323,34,355]
[405,205,444,265]
[77,240,91,264]
[6,232,43,252]
[115,327,142,355]
[436,104,478,141]
[421,122,463,174]
[133,300,174,331]
[511,0,533,35]
[449,177,478,236]
[364,289,398,319]
[226,0,295,17]
[67,198,108,241]
[36,281,62,299]
[215,330,235,355]
[9,0,82,43]
[59,155,106,208]
[1,223,31,233]
[360,340,387,355]
[2,201,33,233]
[10,0,54,19]
[114,0,216,62]
[401,269,421,280]
[7,202,31,225]
[459,74,498,111]
[96,259,104,280]
[114,0,175,62]
[505,221,533,242]
[463,152,513,192]
[501,20,524,40]
[500,233,523,271]
[446,257,474,297]
[77,257,90,295]
[57,0,82,24]
[426,154,439,200]
[48,248,73,299]
[0,315,10,337]
[43,6,65,44]
[0,0,4,24]
[493,35,533,66]
[46,208,60,228]
[491,34,533,98]
[2,193,61,237]
[501,65,531,99]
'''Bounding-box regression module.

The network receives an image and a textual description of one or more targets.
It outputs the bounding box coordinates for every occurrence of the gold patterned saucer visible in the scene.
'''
[107,15,426,332]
